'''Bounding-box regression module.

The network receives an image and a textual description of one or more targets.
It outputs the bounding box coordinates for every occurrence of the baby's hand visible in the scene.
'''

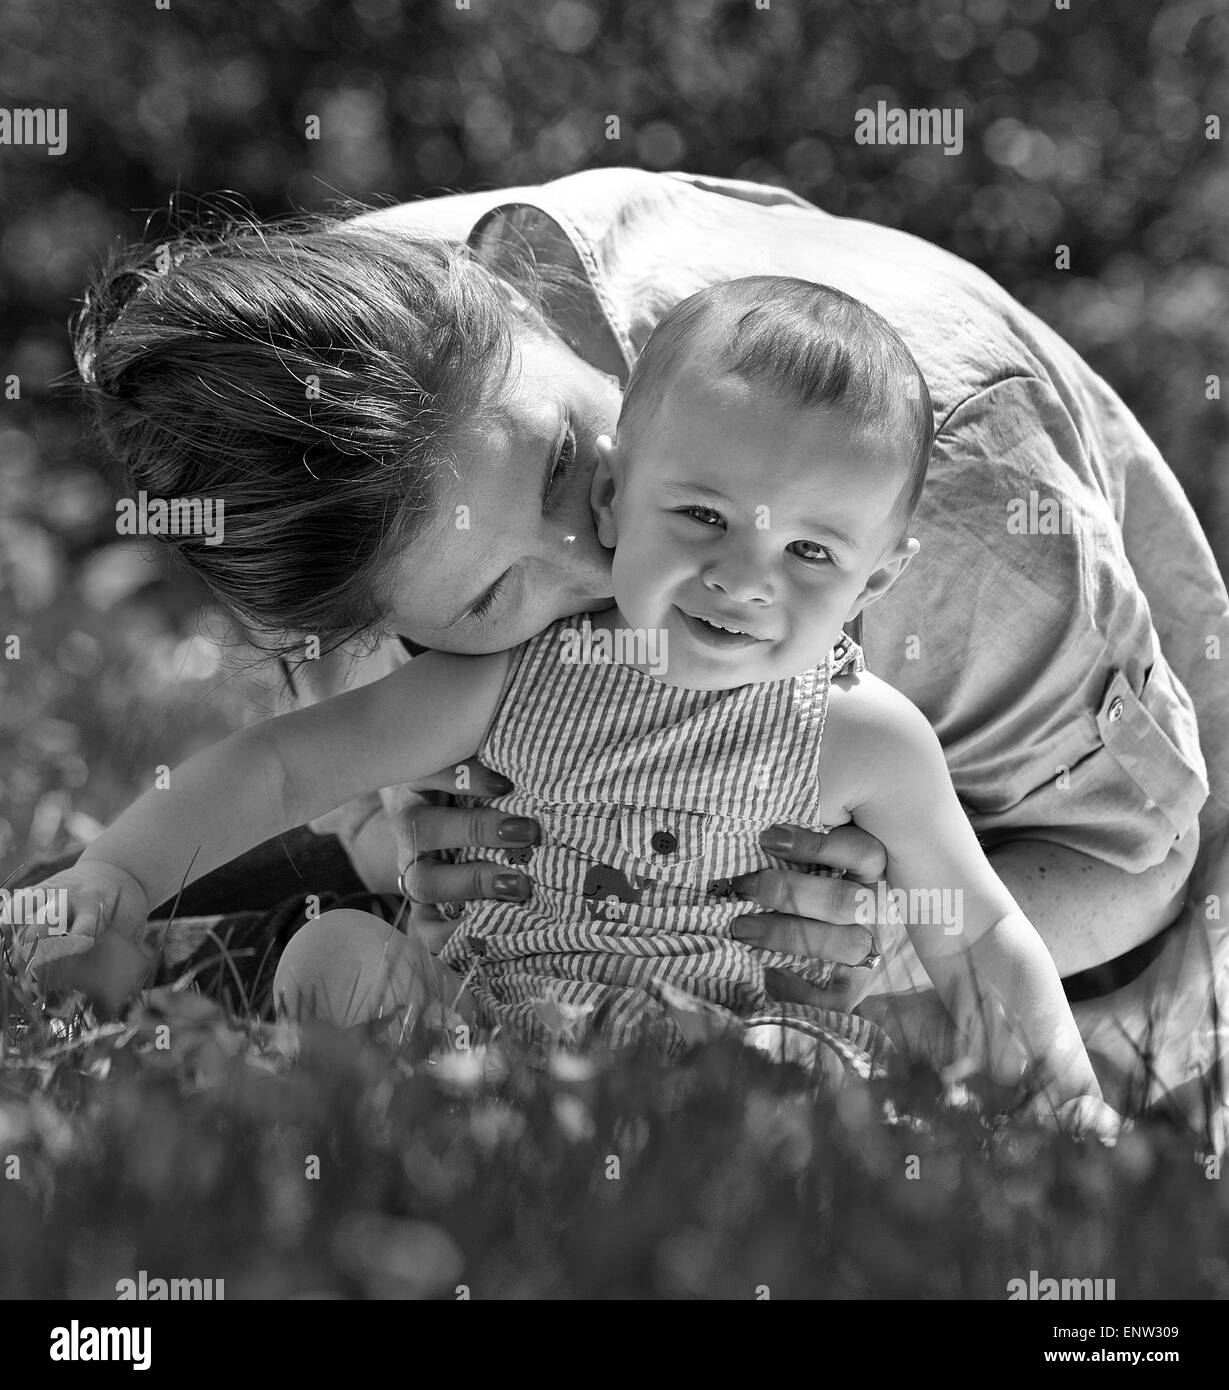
[1031,1093,1127,1146]
[1,860,153,1014]
[2,860,150,956]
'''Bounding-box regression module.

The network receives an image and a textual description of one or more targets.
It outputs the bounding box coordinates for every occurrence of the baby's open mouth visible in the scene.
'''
[676,606,766,649]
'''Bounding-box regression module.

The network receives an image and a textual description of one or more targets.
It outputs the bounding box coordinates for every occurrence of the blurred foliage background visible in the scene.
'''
[0,0,1225,874]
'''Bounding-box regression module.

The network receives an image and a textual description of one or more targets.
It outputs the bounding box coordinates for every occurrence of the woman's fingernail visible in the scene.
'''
[761,826,794,853]
[489,774,514,795]
[732,918,764,944]
[494,874,530,901]
[497,817,537,845]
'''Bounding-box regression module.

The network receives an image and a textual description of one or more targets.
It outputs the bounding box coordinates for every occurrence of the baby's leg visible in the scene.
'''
[272,908,472,1035]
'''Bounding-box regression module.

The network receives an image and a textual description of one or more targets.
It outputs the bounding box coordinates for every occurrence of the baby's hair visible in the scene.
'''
[72,209,574,661]
[617,276,934,533]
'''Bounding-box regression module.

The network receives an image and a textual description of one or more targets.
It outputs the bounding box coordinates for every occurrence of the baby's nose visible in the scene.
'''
[703,557,773,604]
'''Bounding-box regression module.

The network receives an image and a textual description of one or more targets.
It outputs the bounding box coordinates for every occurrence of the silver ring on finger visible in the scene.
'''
[397,858,464,922]
[854,937,882,970]
[397,854,433,903]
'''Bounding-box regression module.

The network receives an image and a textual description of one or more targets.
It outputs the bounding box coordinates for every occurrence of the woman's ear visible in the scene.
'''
[591,434,621,548]
[846,537,920,620]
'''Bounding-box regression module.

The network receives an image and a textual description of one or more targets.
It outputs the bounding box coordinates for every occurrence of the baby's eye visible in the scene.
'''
[788,539,833,564]
[679,506,725,528]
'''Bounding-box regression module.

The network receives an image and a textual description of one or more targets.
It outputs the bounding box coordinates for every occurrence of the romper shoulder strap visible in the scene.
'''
[829,630,866,679]
[803,632,867,832]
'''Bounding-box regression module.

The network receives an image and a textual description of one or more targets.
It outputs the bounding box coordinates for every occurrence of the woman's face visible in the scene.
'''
[384,328,622,654]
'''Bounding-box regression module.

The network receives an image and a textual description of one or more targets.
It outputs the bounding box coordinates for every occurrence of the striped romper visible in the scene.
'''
[440,617,893,1076]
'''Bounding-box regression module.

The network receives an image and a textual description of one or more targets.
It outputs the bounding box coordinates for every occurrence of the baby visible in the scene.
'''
[9,277,1114,1122]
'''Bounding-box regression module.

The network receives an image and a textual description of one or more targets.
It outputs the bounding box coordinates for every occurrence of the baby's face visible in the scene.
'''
[593,365,917,690]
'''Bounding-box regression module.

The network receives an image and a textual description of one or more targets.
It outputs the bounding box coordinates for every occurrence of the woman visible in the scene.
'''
[54,166,1228,1115]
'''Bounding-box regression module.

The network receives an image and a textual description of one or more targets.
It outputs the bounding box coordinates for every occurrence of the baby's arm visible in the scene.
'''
[834,673,1103,1107]
[19,650,509,957]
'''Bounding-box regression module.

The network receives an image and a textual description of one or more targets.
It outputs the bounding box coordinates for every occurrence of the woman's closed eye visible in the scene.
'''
[462,426,575,627]
[542,426,576,513]
[466,575,506,621]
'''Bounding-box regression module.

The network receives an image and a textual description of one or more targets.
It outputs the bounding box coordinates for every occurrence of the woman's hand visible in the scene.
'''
[730,822,888,1008]
[384,758,540,954]
[386,798,883,965]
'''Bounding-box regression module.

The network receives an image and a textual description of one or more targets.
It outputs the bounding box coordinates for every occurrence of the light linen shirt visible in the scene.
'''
[305,166,1224,877]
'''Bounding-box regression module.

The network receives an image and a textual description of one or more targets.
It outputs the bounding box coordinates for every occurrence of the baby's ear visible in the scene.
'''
[846,537,919,619]
[591,435,621,548]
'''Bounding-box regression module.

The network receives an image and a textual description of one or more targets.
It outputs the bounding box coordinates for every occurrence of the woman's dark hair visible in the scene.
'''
[72,212,557,660]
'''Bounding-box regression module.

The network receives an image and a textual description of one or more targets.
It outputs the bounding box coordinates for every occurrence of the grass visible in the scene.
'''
[2,921,1229,1300]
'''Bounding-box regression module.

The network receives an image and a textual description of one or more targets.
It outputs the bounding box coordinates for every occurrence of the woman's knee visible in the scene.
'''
[273,908,424,1029]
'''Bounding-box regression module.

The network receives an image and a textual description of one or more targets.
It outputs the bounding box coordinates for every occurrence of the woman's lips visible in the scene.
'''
[675,606,766,650]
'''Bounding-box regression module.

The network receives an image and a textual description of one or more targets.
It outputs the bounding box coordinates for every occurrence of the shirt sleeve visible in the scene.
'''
[348,181,554,243]
[862,374,1208,872]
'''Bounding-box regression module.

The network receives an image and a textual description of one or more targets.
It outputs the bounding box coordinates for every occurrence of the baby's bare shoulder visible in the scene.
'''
[821,670,941,806]
[825,667,929,739]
